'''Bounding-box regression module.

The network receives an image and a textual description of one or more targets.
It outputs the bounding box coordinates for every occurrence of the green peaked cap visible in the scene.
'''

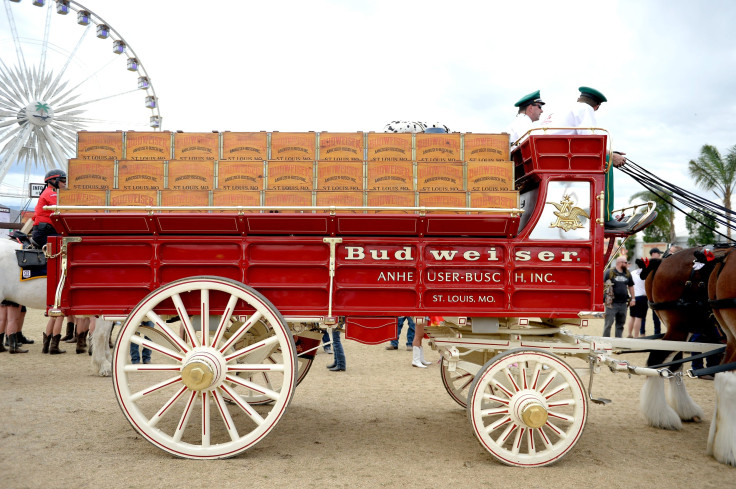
[579,86,607,104]
[514,90,545,108]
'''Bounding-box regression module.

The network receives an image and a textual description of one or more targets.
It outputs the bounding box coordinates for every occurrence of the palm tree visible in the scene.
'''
[688,144,736,241]
[629,189,675,243]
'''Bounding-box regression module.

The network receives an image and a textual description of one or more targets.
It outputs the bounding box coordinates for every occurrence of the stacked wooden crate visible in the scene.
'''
[61,131,518,212]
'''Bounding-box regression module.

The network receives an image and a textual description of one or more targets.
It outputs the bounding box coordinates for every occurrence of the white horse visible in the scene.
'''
[0,238,113,376]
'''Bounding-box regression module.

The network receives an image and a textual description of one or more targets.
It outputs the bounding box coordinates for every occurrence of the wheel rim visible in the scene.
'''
[467,349,587,467]
[440,359,475,408]
[112,277,296,459]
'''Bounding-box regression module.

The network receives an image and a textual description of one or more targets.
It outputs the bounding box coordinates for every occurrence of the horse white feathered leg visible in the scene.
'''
[90,319,113,376]
[708,371,736,466]
[1,239,112,376]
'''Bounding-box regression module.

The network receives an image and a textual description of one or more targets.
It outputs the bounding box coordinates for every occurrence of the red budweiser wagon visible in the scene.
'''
[46,131,655,465]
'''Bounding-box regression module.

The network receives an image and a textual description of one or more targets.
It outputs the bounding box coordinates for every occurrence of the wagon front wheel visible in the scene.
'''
[467,348,587,467]
[112,276,297,459]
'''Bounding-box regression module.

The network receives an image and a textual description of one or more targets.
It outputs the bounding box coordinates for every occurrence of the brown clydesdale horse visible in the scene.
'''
[637,245,736,466]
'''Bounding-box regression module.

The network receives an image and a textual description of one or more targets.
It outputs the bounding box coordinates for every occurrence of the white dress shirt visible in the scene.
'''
[507,113,534,146]
[536,102,598,135]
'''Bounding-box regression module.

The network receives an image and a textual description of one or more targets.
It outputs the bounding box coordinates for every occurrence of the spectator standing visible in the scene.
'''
[603,256,634,338]
[386,316,415,351]
[625,266,647,338]
[326,319,346,372]
[640,248,663,336]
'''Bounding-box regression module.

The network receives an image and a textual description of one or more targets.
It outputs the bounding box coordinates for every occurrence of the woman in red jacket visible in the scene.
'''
[32,169,67,354]
[32,169,66,249]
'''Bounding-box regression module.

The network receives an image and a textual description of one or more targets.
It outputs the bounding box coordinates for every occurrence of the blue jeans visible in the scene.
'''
[640,311,661,336]
[130,335,151,364]
[322,330,331,351]
[391,316,415,348]
[331,329,345,369]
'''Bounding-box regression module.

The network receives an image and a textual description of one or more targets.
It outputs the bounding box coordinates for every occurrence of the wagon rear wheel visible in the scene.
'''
[112,276,297,459]
[467,348,587,467]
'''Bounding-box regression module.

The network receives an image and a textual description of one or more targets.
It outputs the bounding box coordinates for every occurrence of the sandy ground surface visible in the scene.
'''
[1,310,733,489]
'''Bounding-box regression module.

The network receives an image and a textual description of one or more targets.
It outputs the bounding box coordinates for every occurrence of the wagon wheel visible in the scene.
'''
[112,276,297,459]
[228,321,313,406]
[440,349,488,408]
[467,348,587,467]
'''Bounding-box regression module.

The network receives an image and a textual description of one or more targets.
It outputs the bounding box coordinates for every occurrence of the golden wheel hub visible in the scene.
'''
[521,403,548,429]
[181,361,215,391]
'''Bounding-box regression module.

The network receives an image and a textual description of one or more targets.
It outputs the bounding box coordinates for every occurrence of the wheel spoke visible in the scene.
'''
[210,294,239,347]
[224,374,281,401]
[149,385,189,428]
[172,293,200,348]
[543,382,569,400]
[146,311,191,353]
[490,378,514,398]
[219,384,266,426]
[227,364,286,373]
[219,311,263,353]
[480,406,509,417]
[129,375,183,402]
[537,370,557,394]
[201,289,210,347]
[131,335,184,362]
[530,363,543,390]
[224,330,279,362]
[201,392,210,448]
[211,389,240,442]
[488,415,513,433]
[173,391,198,442]
[547,410,574,423]
[511,427,524,455]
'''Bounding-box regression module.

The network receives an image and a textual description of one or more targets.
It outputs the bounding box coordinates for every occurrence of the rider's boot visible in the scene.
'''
[76,331,88,354]
[0,333,6,353]
[17,331,34,344]
[412,346,427,368]
[42,333,51,354]
[60,322,75,342]
[64,324,77,343]
[49,334,66,355]
[8,333,29,354]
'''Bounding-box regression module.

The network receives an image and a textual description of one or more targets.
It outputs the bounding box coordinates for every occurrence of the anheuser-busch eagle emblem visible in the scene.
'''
[546,194,589,232]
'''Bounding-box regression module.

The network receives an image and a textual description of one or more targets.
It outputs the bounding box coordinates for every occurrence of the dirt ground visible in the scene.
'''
[1,311,733,489]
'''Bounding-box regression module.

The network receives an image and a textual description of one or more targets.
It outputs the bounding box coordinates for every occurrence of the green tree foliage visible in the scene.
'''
[685,211,717,246]
[688,144,736,241]
[629,189,675,243]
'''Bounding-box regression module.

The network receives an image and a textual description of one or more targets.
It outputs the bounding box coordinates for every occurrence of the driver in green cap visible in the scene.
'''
[507,90,545,146]
[537,86,627,230]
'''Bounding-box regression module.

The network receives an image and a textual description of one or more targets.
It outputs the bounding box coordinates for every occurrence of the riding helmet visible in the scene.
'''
[44,169,67,188]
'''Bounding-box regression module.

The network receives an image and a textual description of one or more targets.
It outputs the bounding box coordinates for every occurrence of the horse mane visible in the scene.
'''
[636,257,661,280]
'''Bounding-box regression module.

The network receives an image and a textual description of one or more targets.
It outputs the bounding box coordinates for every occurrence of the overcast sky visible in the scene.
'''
[2,0,735,235]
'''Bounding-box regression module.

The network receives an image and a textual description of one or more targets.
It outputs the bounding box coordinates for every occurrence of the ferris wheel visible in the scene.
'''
[0,0,162,199]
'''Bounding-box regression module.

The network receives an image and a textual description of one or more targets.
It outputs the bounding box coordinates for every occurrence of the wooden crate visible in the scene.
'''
[415,133,461,162]
[125,131,172,160]
[366,133,412,161]
[67,159,114,190]
[366,191,414,213]
[173,132,219,160]
[109,190,158,208]
[160,189,210,211]
[217,161,263,191]
[167,160,215,190]
[117,160,165,190]
[212,190,261,211]
[467,161,514,191]
[418,192,467,213]
[271,132,316,161]
[318,132,363,161]
[316,161,363,191]
[469,191,519,209]
[464,133,509,161]
[417,162,464,191]
[221,132,268,161]
[264,191,313,208]
[367,161,413,191]
[57,189,106,212]
[76,131,123,160]
[266,161,313,191]
[315,191,363,210]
